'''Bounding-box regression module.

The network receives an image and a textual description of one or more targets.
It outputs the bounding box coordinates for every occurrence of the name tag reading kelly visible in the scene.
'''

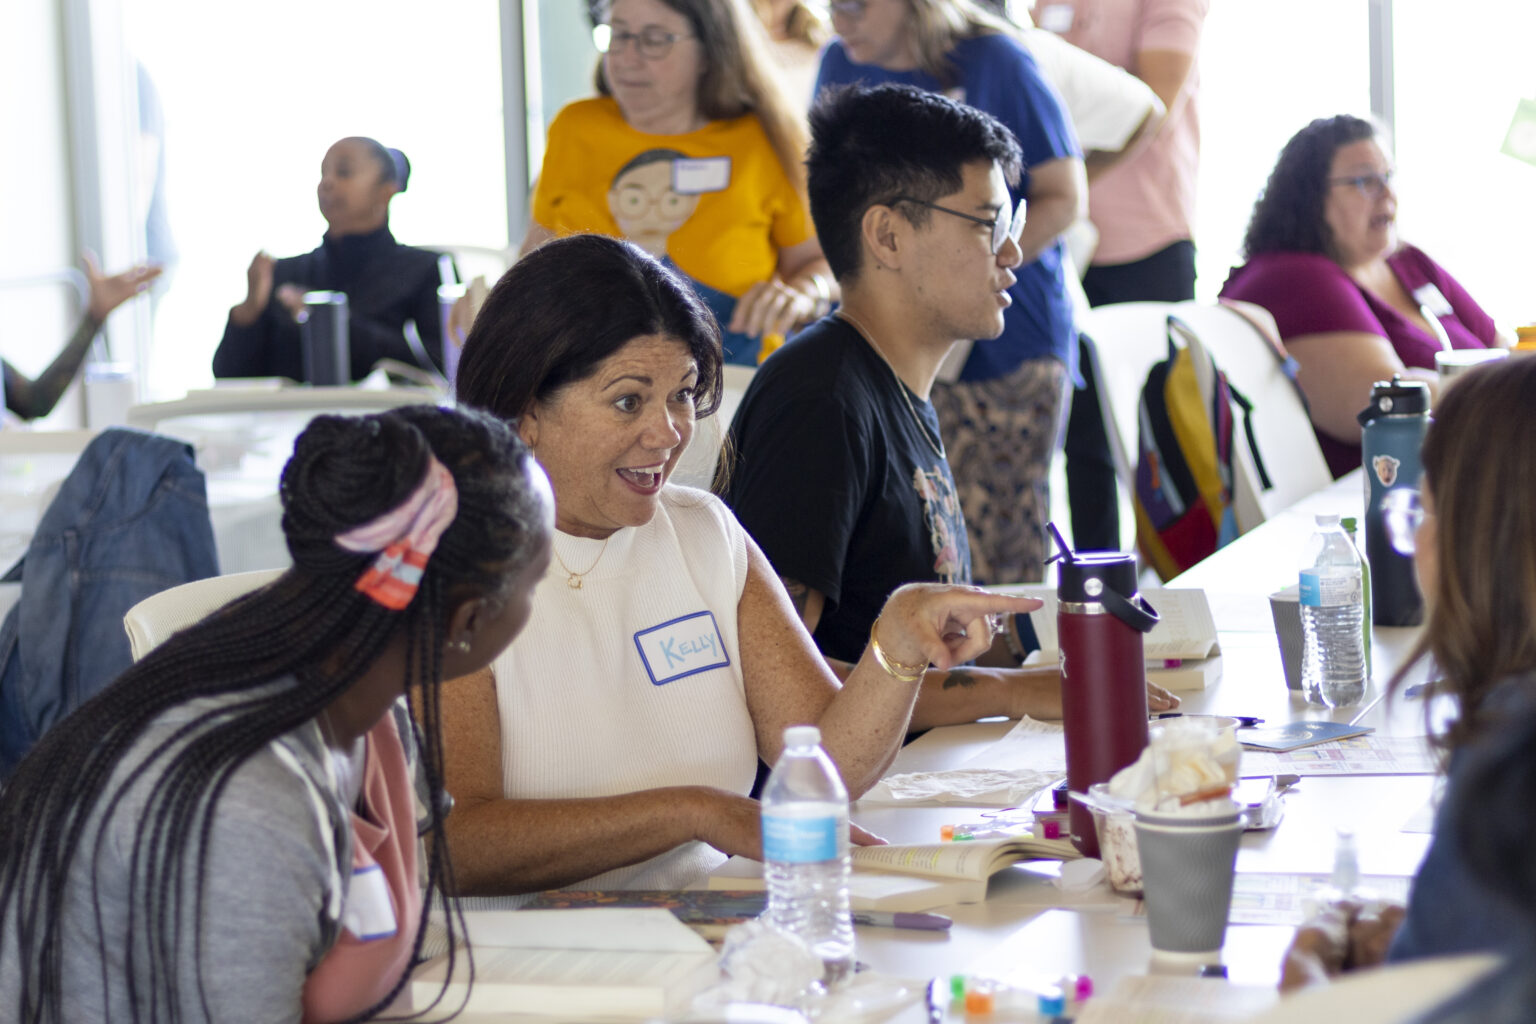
[635,611,730,685]
[673,157,731,195]
[1413,283,1453,317]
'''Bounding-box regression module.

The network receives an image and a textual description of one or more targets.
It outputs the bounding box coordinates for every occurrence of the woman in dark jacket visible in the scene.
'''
[213,137,446,383]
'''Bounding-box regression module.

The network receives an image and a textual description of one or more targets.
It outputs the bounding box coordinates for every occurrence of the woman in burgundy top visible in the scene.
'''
[1220,114,1509,478]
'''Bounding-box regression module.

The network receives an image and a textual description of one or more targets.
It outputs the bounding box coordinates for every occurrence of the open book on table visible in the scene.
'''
[409,908,717,1020]
[709,834,1079,912]
[993,585,1222,691]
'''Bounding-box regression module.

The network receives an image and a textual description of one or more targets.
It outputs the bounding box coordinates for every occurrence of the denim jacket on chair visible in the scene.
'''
[0,428,219,777]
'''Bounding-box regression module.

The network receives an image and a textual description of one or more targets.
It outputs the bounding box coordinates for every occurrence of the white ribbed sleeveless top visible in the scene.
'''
[491,485,756,891]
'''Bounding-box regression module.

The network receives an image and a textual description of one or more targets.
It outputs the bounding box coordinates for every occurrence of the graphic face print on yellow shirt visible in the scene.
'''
[607,149,702,259]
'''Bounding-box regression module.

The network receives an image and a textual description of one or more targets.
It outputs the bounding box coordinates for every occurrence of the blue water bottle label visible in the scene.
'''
[762,812,840,863]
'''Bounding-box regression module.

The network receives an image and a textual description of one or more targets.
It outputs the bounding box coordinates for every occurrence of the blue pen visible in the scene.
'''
[852,910,952,931]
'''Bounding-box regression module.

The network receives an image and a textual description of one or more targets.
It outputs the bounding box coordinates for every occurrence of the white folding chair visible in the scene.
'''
[123,568,285,661]
[671,363,756,490]
[1075,301,1180,496]
[1077,299,1333,547]
[1178,301,1331,531]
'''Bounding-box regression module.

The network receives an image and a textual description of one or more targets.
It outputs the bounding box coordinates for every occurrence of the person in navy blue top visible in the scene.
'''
[815,0,1084,583]
[1278,357,1536,1013]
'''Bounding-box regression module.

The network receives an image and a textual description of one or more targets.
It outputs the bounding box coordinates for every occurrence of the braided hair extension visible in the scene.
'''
[0,404,549,1023]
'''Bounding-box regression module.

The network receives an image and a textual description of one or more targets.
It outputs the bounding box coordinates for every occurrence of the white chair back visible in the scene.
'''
[1177,301,1331,531]
[123,568,285,661]
[1078,300,1332,536]
[1075,301,1178,490]
[670,363,756,490]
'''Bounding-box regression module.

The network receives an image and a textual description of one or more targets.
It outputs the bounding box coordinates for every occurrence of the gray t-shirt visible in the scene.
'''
[0,688,351,1023]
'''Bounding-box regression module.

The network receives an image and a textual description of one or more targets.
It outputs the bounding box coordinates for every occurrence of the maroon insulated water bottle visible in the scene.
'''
[1050,525,1159,858]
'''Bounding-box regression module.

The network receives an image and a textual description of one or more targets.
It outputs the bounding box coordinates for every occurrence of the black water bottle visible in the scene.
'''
[1358,377,1429,626]
[300,290,350,385]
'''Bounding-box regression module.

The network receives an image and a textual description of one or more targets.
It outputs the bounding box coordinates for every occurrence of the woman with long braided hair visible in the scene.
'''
[0,404,553,1022]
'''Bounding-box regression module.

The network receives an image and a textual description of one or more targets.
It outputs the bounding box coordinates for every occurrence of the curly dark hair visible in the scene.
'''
[1241,115,1378,260]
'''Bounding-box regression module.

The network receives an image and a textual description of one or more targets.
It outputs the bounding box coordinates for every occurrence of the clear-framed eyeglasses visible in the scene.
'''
[593,24,695,59]
[1328,171,1395,199]
[892,195,1028,254]
[829,0,869,18]
[1382,488,1425,555]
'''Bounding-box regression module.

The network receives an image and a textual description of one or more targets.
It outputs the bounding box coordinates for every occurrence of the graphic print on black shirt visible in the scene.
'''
[726,316,972,663]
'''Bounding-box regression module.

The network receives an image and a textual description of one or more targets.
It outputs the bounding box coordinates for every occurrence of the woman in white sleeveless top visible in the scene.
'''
[443,234,1042,897]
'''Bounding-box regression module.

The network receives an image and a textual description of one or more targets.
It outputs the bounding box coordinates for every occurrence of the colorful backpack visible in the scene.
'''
[1133,314,1282,581]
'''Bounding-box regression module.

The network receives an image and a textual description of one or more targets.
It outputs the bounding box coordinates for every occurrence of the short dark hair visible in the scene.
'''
[806,83,1022,282]
[455,233,724,421]
[1241,115,1378,260]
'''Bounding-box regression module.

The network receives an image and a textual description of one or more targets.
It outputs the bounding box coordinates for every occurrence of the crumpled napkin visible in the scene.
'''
[859,767,1060,807]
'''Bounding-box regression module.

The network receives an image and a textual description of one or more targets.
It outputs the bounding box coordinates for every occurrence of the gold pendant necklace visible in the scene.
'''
[836,310,945,459]
[552,534,612,589]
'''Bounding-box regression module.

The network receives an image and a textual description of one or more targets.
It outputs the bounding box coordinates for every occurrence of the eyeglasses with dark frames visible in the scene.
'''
[1328,171,1395,198]
[892,195,1028,254]
[594,24,695,59]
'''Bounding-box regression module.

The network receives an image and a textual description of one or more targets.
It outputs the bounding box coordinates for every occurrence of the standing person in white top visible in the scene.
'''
[443,233,1042,897]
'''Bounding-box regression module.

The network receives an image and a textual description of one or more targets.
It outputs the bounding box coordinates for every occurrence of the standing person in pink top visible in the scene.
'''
[1041,0,1208,304]
[1220,115,1508,479]
[1036,0,1209,553]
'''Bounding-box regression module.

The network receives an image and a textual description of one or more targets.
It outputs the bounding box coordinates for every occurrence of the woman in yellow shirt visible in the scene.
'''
[526,0,834,364]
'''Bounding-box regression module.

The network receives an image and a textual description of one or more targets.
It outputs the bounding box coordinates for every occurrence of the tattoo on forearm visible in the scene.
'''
[781,578,809,618]
[942,669,980,690]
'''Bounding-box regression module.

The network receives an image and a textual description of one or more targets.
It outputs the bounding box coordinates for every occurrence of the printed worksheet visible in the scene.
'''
[958,716,1067,774]
[1242,734,1438,776]
[1120,874,1414,926]
[1226,873,1413,925]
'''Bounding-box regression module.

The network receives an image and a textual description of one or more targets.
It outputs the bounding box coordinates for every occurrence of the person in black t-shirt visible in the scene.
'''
[727,84,1179,726]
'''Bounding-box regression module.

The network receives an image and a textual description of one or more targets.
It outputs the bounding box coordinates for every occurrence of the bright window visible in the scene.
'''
[124,0,508,399]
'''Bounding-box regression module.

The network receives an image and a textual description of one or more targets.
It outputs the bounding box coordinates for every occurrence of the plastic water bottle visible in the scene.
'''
[1298,514,1367,707]
[761,725,854,985]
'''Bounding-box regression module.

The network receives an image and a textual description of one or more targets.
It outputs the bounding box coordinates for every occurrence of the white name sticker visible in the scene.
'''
[341,864,397,941]
[634,611,730,685]
[673,157,732,195]
[1413,282,1453,317]
[1038,3,1074,33]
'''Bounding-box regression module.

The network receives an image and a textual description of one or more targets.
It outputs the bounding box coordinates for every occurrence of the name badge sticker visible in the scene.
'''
[1413,282,1453,317]
[341,864,397,941]
[635,610,730,685]
[673,157,732,195]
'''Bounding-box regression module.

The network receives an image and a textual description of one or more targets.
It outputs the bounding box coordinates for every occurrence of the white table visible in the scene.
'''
[835,470,1437,1013]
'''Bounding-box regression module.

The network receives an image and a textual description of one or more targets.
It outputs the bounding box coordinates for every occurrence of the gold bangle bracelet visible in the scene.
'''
[868,620,927,683]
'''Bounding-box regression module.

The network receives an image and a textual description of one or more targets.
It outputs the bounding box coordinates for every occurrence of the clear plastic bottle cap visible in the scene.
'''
[1315,513,1340,527]
[783,725,821,748]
